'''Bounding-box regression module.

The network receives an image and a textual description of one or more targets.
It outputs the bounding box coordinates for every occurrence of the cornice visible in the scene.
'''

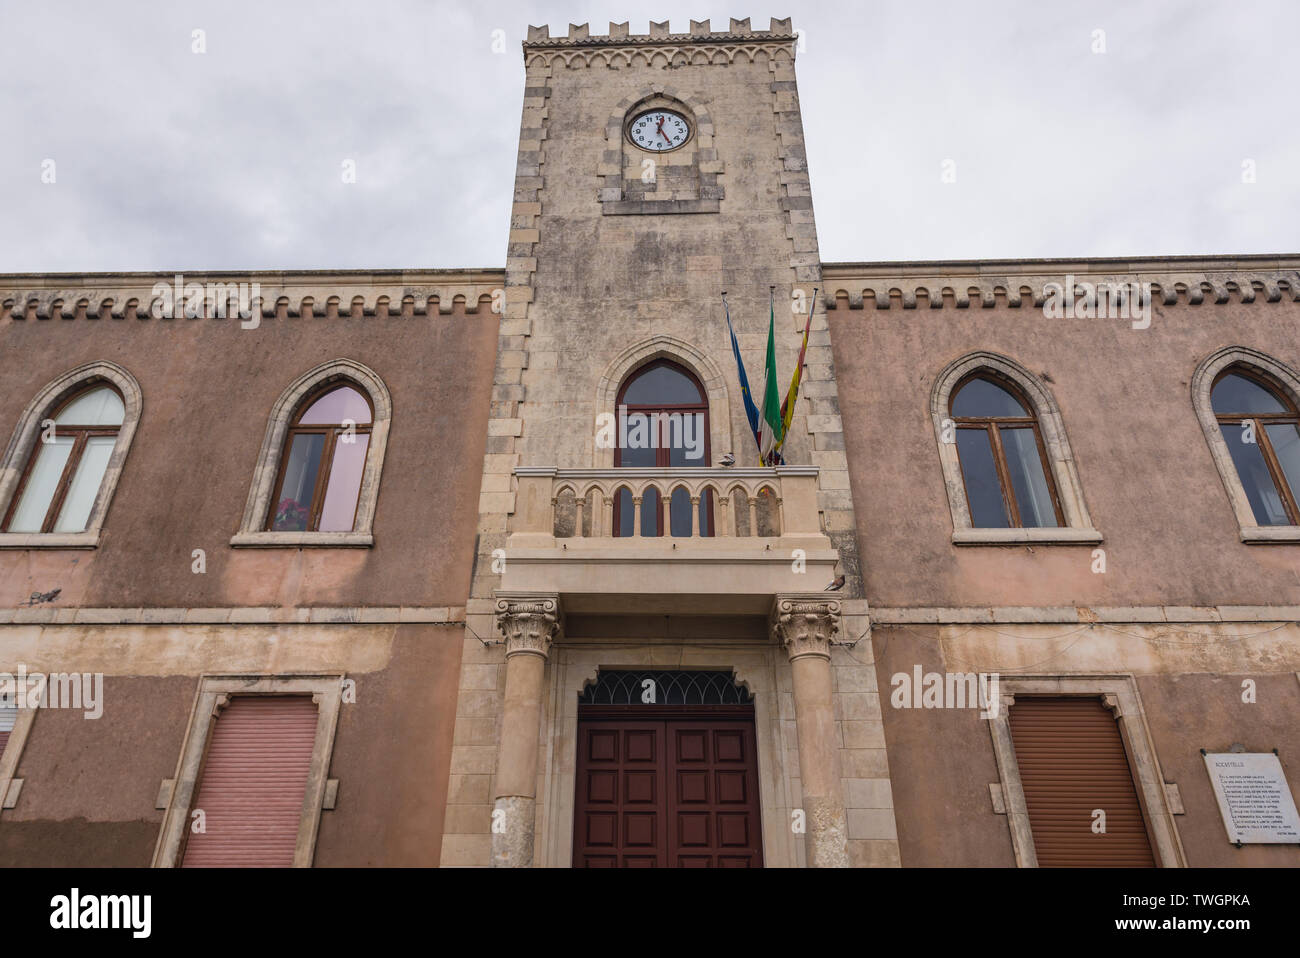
[821,255,1300,310]
[0,268,506,321]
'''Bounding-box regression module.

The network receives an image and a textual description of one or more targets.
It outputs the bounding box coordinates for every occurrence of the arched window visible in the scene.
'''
[614,359,712,537]
[932,353,1098,544]
[267,384,373,532]
[1210,369,1300,526]
[2,385,125,534]
[232,358,391,547]
[950,375,1063,529]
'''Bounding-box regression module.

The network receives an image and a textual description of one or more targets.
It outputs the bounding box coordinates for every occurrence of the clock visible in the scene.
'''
[628,109,691,152]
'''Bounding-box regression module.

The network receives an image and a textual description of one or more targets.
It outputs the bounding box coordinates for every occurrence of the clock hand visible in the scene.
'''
[657,117,671,144]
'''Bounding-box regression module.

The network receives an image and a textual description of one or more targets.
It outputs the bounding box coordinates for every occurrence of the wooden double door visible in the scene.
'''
[573,708,764,867]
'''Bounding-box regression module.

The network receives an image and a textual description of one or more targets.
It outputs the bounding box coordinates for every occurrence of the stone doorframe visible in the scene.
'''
[986,674,1187,868]
[536,645,802,867]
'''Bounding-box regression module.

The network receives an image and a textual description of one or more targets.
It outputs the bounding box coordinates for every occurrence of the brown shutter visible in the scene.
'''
[181,695,319,867]
[1009,696,1156,867]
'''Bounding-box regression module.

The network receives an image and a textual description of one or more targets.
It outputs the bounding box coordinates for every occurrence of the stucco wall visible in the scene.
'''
[829,293,1300,609]
[0,296,497,609]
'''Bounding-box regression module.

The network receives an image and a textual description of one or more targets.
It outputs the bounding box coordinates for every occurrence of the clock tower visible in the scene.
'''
[445,18,896,869]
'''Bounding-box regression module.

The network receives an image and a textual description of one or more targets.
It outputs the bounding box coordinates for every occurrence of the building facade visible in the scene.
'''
[0,19,1297,868]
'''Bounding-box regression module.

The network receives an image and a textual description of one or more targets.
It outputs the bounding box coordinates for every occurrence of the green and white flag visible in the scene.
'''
[758,288,784,464]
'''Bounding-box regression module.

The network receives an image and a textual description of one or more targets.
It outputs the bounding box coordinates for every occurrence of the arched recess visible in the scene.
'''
[1191,345,1300,541]
[930,351,1100,544]
[231,358,392,547]
[595,335,731,468]
[0,360,142,548]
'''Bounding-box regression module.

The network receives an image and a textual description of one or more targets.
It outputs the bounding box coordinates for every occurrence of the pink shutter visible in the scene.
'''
[181,696,319,867]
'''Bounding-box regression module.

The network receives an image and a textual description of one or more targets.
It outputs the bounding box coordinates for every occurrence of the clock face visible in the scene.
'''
[628,110,691,152]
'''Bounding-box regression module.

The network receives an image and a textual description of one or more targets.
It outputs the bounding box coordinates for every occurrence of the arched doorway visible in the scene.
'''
[613,359,713,536]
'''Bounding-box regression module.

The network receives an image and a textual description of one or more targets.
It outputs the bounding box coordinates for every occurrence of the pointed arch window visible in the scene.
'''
[931,352,1099,545]
[268,384,373,532]
[614,359,712,537]
[1210,369,1300,526]
[3,386,124,534]
[0,362,142,548]
[1191,347,1300,542]
[950,375,1063,529]
[232,359,391,547]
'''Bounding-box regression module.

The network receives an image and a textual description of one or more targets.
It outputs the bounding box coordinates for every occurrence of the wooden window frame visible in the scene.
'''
[1191,346,1300,543]
[930,352,1101,545]
[1,386,123,535]
[152,673,343,868]
[231,358,391,549]
[264,382,374,534]
[0,362,142,550]
[950,374,1066,529]
[613,359,713,537]
[1210,367,1300,525]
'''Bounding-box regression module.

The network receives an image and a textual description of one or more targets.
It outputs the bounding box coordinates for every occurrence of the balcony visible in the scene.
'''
[501,466,839,614]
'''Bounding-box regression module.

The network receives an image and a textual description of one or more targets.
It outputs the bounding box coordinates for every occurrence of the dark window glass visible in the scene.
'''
[1211,369,1300,525]
[956,428,1009,528]
[621,363,704,404]
[1212,373,1287,415]
[1001,427,1057,528]
[951,378,1027,418]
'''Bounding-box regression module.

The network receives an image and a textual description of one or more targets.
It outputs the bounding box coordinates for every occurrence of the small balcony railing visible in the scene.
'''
[512,466,824,541]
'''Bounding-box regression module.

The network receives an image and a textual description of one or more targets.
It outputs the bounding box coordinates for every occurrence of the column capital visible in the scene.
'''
[495,592,562,659]
[772,594,841,661]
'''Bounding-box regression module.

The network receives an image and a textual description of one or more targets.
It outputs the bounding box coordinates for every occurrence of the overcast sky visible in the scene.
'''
[1,0,1295,272]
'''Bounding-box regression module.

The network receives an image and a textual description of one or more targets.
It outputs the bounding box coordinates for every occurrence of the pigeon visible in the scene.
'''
[719,453,735,466]
[824,575,845,591]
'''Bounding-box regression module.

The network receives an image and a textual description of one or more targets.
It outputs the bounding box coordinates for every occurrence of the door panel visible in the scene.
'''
[574,713,763,868]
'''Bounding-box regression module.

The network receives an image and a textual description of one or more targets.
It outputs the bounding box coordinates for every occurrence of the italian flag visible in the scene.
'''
[758,290,784,464]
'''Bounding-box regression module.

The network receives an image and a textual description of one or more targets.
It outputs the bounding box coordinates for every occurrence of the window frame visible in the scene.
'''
[152,673,343,868]
[1191,346,1300,543]
[986,675,1186,868]
[949,374,1066,529]
[612,359,713,537]
[264,382,375,534]
[231,359,391,549]
[0,361,142,550]
[1,385,124,535]
[930,352,1100,545]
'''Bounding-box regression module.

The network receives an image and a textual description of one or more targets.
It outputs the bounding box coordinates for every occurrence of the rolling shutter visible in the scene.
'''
[181,695,319,867]
[1009,696,1156,867]
[0,705,15,759]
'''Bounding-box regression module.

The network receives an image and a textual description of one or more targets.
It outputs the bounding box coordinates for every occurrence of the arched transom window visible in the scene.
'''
[3,385,125,534]
[1211,369,1300,526]
[268,383,373,532]
[950,375,1063,529]
[614,359,712,537]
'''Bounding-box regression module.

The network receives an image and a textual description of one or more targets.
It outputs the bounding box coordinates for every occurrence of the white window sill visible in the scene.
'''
[229,532,374,548]
[0,532,100,549]
[953,527,1103,546]
[1239,526,1300,543]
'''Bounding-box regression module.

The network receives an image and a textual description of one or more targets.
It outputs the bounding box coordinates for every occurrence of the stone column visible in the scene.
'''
[492,594,561,867]
[773,595,849,867]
